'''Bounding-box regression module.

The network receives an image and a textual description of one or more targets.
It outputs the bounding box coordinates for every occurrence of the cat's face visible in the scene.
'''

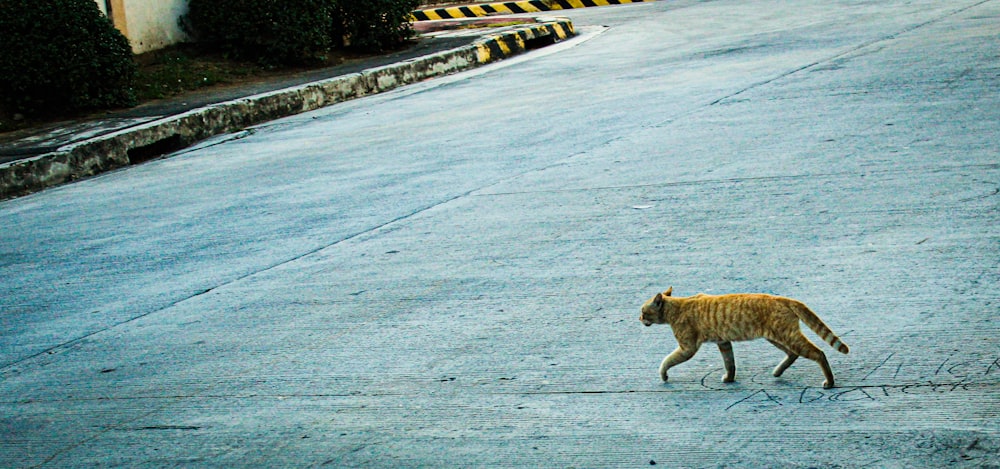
[640,288,672,326]
[639,297,659,326]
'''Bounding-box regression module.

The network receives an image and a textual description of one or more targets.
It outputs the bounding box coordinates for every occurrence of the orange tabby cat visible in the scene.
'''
[640,287,849,388]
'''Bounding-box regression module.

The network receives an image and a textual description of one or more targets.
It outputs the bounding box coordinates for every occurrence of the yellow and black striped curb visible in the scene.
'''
[0,19,576,199]
[473,18,574,63]
[412,0,653,21]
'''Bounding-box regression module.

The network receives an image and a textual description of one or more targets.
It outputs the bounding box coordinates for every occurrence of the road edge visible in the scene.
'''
[0,18,575,200]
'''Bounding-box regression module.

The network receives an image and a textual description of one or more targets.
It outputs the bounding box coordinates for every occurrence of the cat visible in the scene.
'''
[640,287,849,389]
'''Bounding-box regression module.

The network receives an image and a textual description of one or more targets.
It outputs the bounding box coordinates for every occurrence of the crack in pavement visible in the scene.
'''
[701,0,998,109]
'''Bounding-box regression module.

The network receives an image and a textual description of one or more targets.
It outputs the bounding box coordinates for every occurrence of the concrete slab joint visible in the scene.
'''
[0,18,575,200]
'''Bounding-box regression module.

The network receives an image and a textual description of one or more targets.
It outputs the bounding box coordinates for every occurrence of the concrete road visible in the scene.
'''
[2,0,998,466]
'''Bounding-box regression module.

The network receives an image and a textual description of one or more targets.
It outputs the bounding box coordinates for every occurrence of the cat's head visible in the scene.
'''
[640,287,672,326]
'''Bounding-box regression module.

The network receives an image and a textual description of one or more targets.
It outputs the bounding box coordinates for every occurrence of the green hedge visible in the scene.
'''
[183,0,339,66]
[183,0,419,64]
[0,0,420,117]
[0,0,137,117]
[335,0,419,52]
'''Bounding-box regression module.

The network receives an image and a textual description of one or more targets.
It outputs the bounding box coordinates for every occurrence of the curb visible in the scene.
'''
[0,19,574,200]
[411,0,654,21]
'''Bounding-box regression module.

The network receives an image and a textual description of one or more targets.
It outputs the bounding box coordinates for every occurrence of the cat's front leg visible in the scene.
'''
[717,341,736,383]
[659,346,697,382]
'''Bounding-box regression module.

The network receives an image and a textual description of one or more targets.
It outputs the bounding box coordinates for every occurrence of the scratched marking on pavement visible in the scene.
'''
[702,354,1000,411]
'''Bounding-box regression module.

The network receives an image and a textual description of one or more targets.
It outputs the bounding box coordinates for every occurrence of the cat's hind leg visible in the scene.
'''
[660,345,698,382]
[717,341,736,383]
[785,335,835,389]
[767,339,798,377]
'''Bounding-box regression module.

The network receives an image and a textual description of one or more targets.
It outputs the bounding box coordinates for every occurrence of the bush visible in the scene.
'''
[183,0,339,66]
[184,0,418,62]
[0,0,137,117]
[334,0,419,52]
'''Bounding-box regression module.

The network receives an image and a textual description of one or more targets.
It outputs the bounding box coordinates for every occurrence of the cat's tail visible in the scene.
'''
[792,302,850,354]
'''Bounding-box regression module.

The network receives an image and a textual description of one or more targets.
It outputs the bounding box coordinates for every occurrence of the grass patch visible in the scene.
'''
[134,45,263,101]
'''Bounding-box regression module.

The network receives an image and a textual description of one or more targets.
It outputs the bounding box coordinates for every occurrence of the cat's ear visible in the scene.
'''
[664,286,673,297]
[653,293,663,309]
[653,292,664,307]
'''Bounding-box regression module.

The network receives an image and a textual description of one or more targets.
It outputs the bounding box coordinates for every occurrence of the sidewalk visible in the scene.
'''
[0,16,575,200]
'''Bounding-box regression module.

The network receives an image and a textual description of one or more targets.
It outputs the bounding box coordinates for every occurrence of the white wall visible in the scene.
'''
[124,0,190,53]
[94,0,190,54]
